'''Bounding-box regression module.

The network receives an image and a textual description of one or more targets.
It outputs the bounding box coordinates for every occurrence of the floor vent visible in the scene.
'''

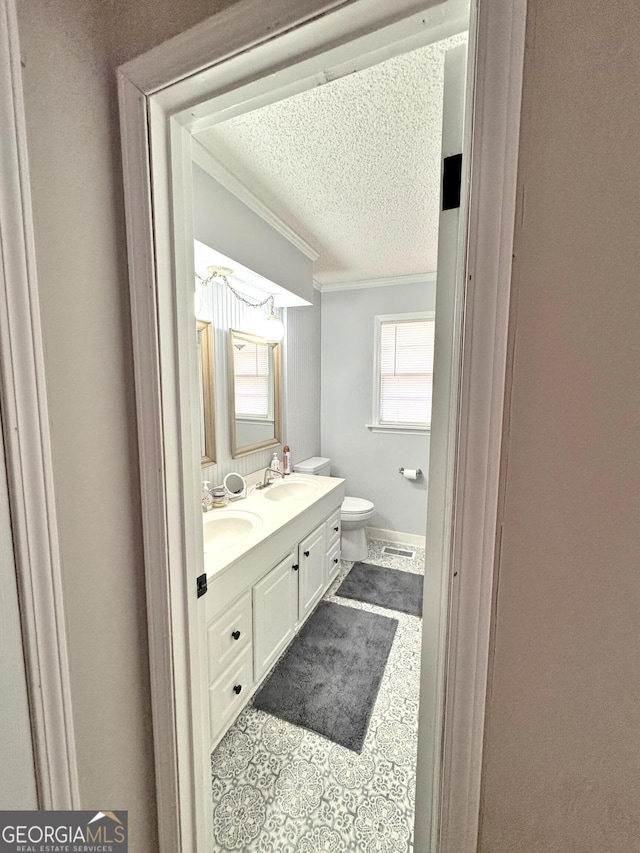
[381,546,415,559]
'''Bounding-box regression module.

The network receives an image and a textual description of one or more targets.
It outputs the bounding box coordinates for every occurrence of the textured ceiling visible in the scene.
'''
[195,34,466,285]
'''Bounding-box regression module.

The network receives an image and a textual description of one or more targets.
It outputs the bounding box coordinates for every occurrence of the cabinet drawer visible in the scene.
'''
[326,508,341,547]
[327,539,341,584]
[207,592,251,682]
[209,645,253,748]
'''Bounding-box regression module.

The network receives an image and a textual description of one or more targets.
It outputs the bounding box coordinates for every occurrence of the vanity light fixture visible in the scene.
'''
[258,302,285,344]
[196,265,285,345]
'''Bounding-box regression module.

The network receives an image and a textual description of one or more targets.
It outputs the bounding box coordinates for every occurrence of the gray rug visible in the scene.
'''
[335,562,424,617]
[253,600,397,752]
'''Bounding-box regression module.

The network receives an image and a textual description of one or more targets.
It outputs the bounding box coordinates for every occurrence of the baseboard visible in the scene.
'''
[366,527,426,548]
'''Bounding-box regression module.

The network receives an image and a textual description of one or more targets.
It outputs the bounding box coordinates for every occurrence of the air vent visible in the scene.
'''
[382,546,415,559]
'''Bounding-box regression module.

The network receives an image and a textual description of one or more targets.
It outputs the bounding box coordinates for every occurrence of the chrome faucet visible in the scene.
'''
[256,466,286,489]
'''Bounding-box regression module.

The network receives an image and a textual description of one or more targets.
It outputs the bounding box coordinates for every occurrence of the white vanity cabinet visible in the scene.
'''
[253,550,298,681]
[203,476,345,751]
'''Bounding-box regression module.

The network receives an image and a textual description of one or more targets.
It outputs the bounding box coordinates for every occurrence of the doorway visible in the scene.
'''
[117,0,526,850]
[192,29,466,851]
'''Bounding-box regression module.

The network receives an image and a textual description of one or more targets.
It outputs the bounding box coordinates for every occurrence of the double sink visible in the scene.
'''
[202,474,327,564]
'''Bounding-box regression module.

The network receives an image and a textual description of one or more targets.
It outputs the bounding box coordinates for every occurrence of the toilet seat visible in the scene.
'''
[341,496,375,518]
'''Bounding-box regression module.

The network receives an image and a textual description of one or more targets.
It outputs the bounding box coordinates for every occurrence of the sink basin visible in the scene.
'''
[203,511,262,551]
[262,480,320,502]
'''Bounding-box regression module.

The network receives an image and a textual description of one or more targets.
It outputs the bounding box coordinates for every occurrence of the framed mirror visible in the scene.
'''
[196,320,216,466]
[229,329,282,458]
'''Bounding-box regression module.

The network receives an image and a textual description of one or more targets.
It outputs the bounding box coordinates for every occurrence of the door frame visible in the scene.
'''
[0,0,80,810]
[117,0,526,850]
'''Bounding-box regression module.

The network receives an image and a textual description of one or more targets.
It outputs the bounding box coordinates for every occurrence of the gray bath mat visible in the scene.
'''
[253,600,397,752]
[335,562,424,617]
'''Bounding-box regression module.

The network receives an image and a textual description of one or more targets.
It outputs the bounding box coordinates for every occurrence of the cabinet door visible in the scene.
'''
[253,550,298,681]
[298,523,326,622]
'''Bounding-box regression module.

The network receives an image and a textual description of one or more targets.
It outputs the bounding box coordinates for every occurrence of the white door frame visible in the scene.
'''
[0,0,80,810]
[117,0,526,850]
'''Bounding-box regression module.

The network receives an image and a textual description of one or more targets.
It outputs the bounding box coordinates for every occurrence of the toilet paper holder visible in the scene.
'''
[399,467,422,476]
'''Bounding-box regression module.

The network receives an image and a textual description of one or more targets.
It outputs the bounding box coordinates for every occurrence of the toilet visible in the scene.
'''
[293,457,375,562]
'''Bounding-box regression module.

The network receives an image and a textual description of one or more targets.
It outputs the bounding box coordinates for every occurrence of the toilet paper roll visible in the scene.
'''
[402,468,418,481]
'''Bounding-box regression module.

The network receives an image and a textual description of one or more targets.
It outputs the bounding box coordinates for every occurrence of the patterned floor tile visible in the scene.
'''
[211,539,424,852]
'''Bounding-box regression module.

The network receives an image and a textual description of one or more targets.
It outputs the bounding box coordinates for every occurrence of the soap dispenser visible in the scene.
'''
[202,481,214,512]
[270,451,280,472]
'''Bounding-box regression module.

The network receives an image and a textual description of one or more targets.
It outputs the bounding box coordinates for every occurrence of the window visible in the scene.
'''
[369,312,435,433]
[233,340,270,419]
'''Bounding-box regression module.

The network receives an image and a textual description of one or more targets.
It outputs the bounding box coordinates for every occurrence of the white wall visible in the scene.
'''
[321,280,435,536]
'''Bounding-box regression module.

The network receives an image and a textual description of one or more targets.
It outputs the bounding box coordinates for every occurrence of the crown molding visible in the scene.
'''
[191,139,320,262]
[317,271,437,292]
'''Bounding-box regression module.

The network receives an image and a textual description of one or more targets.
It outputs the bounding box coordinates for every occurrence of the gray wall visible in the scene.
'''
[15,0,240,848]
[321,281,435,536]
[194,157,321,486]
[0,413,37,809]
[193,163,314,303]
[196,255,320,489]
[285,295,322,469]
[197,273,286,483]
[14,0,640,850]
[478,1,640,851]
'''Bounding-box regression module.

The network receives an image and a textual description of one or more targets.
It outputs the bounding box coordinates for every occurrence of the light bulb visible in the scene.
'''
[260,312,285,344]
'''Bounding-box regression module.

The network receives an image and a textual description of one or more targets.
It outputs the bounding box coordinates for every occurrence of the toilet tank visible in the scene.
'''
[293,456,331,476]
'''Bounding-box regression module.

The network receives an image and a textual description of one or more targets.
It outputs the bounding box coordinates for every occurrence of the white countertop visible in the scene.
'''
[202,473,345,580]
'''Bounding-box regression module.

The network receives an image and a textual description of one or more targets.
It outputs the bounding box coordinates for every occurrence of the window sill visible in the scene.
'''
[365,423,431,436]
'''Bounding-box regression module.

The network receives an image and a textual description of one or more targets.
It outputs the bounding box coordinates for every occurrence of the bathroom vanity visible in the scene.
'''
[201,473,345,751]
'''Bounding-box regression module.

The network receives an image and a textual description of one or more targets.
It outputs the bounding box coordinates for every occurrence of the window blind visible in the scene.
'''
[234,342,269,418]
[379,319,435,426]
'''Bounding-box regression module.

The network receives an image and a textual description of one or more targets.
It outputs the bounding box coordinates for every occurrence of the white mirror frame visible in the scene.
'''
[117,0,526,850]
